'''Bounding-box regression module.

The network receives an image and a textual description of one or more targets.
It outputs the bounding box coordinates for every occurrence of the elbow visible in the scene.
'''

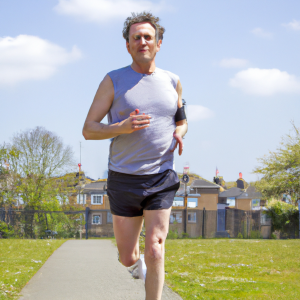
[82,126,91,140]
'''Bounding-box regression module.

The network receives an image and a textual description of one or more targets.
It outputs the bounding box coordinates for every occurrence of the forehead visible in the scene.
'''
[129,22,156,36]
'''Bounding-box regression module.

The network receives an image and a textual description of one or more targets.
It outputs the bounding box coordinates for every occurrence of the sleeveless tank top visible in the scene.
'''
[107,66,179,175]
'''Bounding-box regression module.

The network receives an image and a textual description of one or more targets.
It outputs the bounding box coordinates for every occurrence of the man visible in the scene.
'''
[83,12,187,300]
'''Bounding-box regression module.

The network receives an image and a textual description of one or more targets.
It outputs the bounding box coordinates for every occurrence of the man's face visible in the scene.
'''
[126,22,162,64]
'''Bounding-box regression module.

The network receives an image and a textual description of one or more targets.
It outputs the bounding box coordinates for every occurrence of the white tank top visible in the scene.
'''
[107,66,179,175]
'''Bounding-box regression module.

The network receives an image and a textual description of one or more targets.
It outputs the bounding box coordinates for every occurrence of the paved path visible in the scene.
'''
[19,240,183,300]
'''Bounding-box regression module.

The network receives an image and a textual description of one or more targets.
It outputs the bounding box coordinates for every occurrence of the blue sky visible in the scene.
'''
[1,0,300,182]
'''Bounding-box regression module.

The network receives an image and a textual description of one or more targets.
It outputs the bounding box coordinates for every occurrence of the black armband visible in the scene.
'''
[175,106,186,122]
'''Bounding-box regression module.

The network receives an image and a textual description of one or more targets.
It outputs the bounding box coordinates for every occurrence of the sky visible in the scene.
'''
[1,0,300,182]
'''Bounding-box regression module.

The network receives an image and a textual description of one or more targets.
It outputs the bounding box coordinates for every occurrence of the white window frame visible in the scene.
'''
[107,212,113,223]
[92,213,102,225]
[170,212,182,224]
[91,194,103,205]
[77,193,86,204]
[188,212,197,223]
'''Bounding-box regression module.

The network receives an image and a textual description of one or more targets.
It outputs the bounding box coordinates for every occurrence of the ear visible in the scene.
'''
[156,39,162,53]
[126,41,130,54]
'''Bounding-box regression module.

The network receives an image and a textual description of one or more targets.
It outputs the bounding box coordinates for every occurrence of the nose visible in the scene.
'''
[140,37,146,45]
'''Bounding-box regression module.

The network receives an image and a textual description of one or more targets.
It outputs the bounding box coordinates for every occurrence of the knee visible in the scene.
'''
[145,233,166,263]
[119,253,139,267]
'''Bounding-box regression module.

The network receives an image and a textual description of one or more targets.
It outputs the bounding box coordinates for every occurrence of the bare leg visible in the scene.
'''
[113,215,144,267]
[144,207,171,300]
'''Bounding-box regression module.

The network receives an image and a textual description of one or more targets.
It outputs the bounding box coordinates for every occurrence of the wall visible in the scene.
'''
[197,194,218,210]
[236,198,251,210]
[87,210,114,237]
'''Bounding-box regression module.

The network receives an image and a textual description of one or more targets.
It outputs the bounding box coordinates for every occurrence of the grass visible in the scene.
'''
[164,239,300,299]
[0,239,65,300]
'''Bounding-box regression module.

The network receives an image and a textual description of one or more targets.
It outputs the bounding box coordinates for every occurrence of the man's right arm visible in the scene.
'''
[82,75,151,140]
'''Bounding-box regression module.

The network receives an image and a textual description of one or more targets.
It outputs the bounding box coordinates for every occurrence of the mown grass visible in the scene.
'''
[0,239,65,300]
[165,239,300,299]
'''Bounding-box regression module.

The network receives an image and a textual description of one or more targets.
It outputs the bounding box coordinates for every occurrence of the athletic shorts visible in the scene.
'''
[107,169,180,217]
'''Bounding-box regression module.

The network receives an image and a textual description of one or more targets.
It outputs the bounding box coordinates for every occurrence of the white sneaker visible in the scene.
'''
[137,254,147,282]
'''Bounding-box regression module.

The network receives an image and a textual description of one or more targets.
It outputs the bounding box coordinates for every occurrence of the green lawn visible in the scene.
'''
[0,239,65,300]
[165,239,300,300]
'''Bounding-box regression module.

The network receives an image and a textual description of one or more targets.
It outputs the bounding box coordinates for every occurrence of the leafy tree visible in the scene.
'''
[253,123,300,204]
[7,126,74,177]
[1,127,77,209]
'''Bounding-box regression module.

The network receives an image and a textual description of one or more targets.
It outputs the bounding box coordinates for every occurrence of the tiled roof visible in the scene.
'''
[191,179,220,189]
[236,186,262,199]
[219,187,243,198]
[83,181,107,191]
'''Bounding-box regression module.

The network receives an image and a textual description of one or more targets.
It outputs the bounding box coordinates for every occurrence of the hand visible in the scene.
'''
[118,109,151,134]
[170,132,184,156]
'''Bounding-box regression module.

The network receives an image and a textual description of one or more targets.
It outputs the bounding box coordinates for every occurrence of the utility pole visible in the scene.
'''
[182,174,189,234]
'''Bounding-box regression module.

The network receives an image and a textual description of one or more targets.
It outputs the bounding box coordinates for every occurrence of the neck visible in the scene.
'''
[131,60,156,74]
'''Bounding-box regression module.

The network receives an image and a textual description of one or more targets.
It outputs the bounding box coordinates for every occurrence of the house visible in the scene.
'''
[219,185,262,210]
[189,178,221,210]
[74,178,114,237]
[170,178,222,238]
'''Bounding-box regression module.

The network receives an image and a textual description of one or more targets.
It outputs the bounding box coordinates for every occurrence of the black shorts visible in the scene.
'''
[107,169,180,217]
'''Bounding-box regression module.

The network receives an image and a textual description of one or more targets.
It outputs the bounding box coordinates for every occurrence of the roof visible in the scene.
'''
[236,186,262,199]
[191,179,220,189]
[83,181,107,191]
[219,187,243,198]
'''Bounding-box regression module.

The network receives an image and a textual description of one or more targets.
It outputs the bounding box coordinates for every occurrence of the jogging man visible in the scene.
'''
[82,12,187,300]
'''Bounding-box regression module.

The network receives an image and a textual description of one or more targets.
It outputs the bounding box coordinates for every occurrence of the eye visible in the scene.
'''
[144,35,151,41]
[134,35,141,40]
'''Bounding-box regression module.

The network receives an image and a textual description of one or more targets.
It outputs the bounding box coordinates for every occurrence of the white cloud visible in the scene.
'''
[229,68,300,96]
[54,0,169,23]
[0,35,81,86]
[282,20,300,31]
[186,105,214,122]
[219,58,249,68]
[251,27,273,39]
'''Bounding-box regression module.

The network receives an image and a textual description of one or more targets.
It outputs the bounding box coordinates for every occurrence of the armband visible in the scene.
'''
[175,106,186,122]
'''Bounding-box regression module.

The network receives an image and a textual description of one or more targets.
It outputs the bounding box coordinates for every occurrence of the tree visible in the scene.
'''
[253,123,300,205]
[1,127,77,209]
[0,144,20,207]
[8,126,74,177]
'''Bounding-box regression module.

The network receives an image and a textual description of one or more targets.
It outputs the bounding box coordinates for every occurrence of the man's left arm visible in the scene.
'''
[170,80,188,156]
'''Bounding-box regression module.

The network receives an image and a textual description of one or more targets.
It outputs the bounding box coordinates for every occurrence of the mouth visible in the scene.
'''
[139,49,148,53]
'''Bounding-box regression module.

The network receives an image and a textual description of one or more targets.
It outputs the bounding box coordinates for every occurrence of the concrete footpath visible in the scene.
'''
[19,240,183,300]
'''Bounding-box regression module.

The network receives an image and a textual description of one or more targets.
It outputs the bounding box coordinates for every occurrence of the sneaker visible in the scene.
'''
[137,254,147,282]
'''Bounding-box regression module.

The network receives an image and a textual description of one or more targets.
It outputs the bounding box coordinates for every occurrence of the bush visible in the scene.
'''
[167,229,179,239]
[250,230,262,239]
[0,221,14,238]
[237,232,243,239]
[264,200,298,231]
[181,232,189,239]
[271,233,277,239]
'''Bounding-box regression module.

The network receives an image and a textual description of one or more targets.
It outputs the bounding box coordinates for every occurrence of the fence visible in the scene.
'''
[0,207,85,239]
[0,207,299,239]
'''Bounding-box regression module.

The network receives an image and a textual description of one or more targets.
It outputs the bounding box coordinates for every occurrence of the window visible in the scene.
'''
[92,214,102,225]
[252,199,261,210]
[170,212,182,224]
[227,197,235,207]
[188,212,197,223]
[77,194,86,204]
[261,213,271,225]
[173,197,184,207]
[107,212,113,223]
[187,198,198,208]
[91,194,103,205]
